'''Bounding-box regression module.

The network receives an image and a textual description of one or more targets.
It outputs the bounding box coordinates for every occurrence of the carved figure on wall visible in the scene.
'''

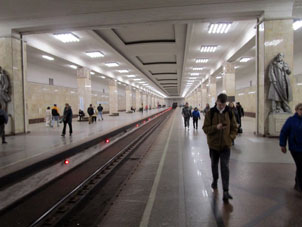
[0,67,11,111]
[268,53,293,113]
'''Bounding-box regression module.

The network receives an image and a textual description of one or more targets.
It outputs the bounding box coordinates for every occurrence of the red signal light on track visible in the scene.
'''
[136,124,139,127]
[143,121,146,123]
[105,139,110,143]
[148,118,151,121]
[64,159,70,165]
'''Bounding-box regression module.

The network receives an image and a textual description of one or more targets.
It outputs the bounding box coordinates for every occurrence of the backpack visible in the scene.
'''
[52,108,58,116]
[209,107,233,125]
[88,107,94,115]
[97,106,103,112]
[0,115,5,125]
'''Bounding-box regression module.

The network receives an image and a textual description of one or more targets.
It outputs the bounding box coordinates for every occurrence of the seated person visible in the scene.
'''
[79,109,85,121]
[131,106,136,112]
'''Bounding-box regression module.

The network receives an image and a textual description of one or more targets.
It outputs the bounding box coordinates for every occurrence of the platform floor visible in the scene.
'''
[0,109,166,178]
[100,108,300,227]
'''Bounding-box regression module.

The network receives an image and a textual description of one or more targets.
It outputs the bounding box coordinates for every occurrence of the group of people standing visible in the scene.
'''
[183,94,302,202]
[87,104,104,124]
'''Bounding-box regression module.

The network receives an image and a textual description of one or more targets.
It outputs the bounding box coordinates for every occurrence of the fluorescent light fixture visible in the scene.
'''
[42,55,54,61]
[133,79,141,81]
[234,66,239,69]
[90,71,95,75]
[206,84,210,87]
[293,20,302,31]
[105,62,119,67]
[189,77,198,80]
[85,85,91,88]
[138,82,145,84]
[248,91,256,94]
[118,70,129,73]
[53,33,80,43]
[195,58,209,63]
[264,39,283,47]
[238,93,245,96]
[100,76,106,79]
[297,83,302,86]
[127,75,136,78]
[190,73,199,76]
[85,51,104,58]
[239,57,252,63]
[208,23,232,34]
[216,76,222,79]
[200,45,218,53]
[69,65,78,69]
[193,67,203,71]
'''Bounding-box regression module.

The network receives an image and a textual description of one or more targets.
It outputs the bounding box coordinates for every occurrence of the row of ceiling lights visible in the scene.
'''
[42,32,166,97]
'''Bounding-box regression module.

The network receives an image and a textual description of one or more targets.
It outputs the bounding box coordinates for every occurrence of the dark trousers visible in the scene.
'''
[193,118,198,128]
[290,150,302,189]
[210,148,231,191]
[62,122,72,135]
[0,124,5,142]
[184,117,190,128]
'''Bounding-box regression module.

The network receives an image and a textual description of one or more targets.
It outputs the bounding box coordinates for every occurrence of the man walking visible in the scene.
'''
[182,102,191,129]
[97,104,104,121]
[203,94,237,202]
[52,104,60,127]
[87,104,94,124]
[192,107,201,129]
[61,103,73,137]
[0,103,8,144]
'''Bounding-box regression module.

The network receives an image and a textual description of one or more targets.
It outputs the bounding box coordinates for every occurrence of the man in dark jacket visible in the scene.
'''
[203,94,238,202]
[280,103,302,193]
[192,107,201,129]
[236,102,244,133]
[61,103,73,137]
[87,104,94,124]
[182,102,191,129]
[0,103,8,144]
[97,104,104,121]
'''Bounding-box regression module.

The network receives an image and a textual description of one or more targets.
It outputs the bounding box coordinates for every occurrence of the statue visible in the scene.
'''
[0,67,11,111]
[268,53,293,113]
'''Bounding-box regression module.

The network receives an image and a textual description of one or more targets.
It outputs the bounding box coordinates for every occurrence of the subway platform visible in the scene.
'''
[99,108,301,227]
[0,108,166,179]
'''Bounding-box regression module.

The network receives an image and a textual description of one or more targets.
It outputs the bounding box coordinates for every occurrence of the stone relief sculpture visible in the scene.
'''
[268,53,293,113]
[0,66,11,111]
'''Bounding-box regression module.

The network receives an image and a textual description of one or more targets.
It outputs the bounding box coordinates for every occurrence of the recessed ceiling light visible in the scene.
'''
[127,75,136,78]
[90,71,95,75]
[293,20,302,31]
[195,58,209,63]
[105,62,119,67]
[193,67,203,71]
[189,77,198,80]
[100,76,106,79]
[85,51,104,58]
[138,82,145,84]
[53,33,80,43]
[133,79,141,81]
[42,55,54,61]
[200,45,218,53]
[208,23,232,34]
[118,70,129,73]
[239,57,252,63]
[69,65,78,69]
[216,76,222,79]
[190,73,199,76]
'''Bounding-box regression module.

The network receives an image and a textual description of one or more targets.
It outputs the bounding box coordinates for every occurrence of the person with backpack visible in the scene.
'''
[0,103,8,144]
[61,103,73,137]
[87,104,94,124]
[182,102,192,129]
[51,104,60,127]
[97,104,104,121]
[279,103,302,193]
[192,107,201,129]
[203,93,238,202]
[236,102,244,133]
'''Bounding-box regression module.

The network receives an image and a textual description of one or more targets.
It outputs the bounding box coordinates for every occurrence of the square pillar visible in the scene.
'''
[222,62,236,98]
[77,67,92,112]
[125,86,132,112]
[109,80,118,114]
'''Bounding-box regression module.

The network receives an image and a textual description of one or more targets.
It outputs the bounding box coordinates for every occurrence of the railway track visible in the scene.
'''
[0,108,172,227]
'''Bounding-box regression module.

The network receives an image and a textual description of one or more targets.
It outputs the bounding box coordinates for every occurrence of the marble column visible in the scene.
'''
[77,67,92,112]
[136,89,141,110]
[197,87,202,109]
[201,84,207,109]
[125,86,132,112]
[256,19,294,135]
[0,36,28,134]
[222,62,236,99]
[142,93,147,110]
[109,80,118,114]
[208,77,216,107]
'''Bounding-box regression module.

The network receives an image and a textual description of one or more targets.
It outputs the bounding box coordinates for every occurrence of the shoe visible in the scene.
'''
[294,183,302,192]
[211,182,218,190]
[2,141,7,144]
[70,133,72,136]
[61,134,65,137]
[223,191,233,202]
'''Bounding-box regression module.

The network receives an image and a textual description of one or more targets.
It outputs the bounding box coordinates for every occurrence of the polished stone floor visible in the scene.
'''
[0,109,165,178]
[100,108,300,227]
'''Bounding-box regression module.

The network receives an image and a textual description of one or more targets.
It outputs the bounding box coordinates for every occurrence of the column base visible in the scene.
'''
[268,113,291,137]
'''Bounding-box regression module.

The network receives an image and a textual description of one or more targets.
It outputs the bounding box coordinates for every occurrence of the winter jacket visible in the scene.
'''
[63,107,73,123]
[279,113,302,152]
[52,106,60,116]
[0,109,8,125]
[192,110,201,119]
[182,106,191,118]
[202,106,238,150]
